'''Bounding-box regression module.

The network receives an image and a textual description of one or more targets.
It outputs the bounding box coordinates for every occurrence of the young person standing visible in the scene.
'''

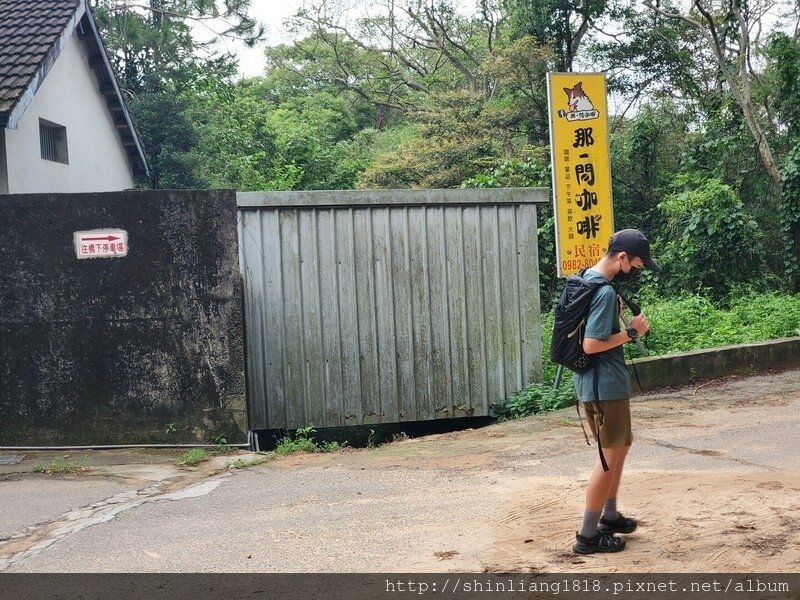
[572,229,662,554]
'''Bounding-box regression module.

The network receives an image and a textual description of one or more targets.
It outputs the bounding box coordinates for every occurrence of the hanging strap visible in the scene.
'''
[630,357,644,392]
[577,398,591,446]
[614,285,647,393]
[576,366,610,472]
[593,367,610,472]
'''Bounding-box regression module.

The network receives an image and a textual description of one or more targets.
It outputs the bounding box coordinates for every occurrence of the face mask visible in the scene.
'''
[613,256,642,283]
[613,267,641,283]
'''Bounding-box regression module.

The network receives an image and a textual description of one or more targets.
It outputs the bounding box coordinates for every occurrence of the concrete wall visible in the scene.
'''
[629,337,800,393]
[3,33,135,193]
[0,190,245,445]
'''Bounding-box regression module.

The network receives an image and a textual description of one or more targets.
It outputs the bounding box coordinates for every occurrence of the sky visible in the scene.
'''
[215,1,475,78]
[239,1,309,77]
[218,1,795,79]
[199,1,309,78]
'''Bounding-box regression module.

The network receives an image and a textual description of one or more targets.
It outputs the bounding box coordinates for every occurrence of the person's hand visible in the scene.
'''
[630,312,650,336]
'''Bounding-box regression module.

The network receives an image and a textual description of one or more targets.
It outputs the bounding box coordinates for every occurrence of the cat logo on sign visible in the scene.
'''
[547,73,614,277]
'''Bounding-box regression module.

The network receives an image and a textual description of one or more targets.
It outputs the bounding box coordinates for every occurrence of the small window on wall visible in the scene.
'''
[39,119,68,164]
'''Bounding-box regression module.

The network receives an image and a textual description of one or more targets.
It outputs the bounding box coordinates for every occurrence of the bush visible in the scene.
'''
[274,427,345,455]
[494,290,800,420]
[492,381,576,420]
[645,290,800,354]
[657,176,765,298]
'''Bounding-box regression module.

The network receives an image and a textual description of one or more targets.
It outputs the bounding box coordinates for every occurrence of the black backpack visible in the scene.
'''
[550,271,611,373]
[551,270,613,472]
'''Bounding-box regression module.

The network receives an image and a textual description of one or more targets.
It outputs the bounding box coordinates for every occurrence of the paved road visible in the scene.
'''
[2,369,799,573]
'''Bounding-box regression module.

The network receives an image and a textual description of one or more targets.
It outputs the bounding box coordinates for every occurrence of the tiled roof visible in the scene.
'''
[0,0,79,116]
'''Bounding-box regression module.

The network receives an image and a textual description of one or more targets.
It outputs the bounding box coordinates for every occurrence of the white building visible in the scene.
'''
[0,0,149,194]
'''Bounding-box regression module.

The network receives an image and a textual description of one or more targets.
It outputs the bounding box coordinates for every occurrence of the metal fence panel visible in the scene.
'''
[237,189,547,430]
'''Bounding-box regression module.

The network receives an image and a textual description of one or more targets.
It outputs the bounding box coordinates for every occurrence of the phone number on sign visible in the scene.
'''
[562,258,596,271]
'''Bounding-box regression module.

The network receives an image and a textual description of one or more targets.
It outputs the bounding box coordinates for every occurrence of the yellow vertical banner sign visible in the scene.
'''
[547,73,615,277]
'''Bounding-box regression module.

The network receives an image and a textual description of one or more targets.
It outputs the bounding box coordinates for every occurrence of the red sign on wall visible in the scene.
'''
[74,229,128,259]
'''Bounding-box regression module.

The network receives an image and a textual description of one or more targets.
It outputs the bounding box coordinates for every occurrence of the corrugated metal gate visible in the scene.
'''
[237,188,547,430]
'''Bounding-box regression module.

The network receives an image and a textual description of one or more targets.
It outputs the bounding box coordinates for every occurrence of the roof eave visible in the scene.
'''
[80,6,151,178]
[2,0,151,179]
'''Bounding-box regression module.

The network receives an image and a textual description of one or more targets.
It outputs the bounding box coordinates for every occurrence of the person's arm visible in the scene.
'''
[583,331,632,354]
[583,312,650,355]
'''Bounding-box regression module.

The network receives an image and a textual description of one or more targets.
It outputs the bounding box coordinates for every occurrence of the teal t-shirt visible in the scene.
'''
[572,269,631,402]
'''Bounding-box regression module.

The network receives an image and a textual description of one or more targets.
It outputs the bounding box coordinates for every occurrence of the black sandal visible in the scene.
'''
[598,513,638,534]
[573,530,626,554]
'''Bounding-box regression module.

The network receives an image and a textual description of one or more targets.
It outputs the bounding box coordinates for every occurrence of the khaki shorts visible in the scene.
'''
[582,399,633,448]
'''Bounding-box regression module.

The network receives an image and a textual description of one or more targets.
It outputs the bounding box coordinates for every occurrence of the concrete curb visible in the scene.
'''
[629,336,800,392]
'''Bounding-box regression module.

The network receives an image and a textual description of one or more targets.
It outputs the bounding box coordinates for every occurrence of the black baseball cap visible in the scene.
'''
[609,229,662,272]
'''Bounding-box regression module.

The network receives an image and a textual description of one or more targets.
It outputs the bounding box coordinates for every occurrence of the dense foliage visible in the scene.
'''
[93,2,800,421]
[96,0,800,409]
[493,290,800,420]
[94,0,800,297]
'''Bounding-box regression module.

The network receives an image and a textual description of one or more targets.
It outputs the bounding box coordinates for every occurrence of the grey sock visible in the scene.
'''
[601,498,619,522]
[579,509,602,538]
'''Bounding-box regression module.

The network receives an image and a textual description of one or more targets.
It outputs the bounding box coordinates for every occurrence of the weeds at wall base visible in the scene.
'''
[31,459,90,475]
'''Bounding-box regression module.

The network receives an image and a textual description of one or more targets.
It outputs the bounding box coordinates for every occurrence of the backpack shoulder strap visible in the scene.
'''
[581,275,613,300]
[577,268,612,289]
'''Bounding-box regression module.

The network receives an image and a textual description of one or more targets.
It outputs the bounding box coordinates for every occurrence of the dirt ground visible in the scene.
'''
[271,368,800,573]
[2,369,800,573]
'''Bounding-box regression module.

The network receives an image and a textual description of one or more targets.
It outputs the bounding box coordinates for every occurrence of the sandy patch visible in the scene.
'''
[488,470,800,572]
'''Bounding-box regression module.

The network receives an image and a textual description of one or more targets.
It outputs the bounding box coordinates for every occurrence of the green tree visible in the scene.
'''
[192,81,376,191]
[93,0,267,189]
[278,0,505,125]
[129,92,207,189]
[192,80,280,191]
[641,0,799,287]
[610,101,690,235]
[352,26,557,187]
[766,33,800,289]
[502,0,609,71]
[480,36,555,143]
[266,91,362,189]
[94,0,265,92]
[657,176,766,298]
[358,90,513,188]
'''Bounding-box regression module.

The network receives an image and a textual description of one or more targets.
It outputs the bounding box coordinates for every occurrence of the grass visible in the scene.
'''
[643,290,800,354]
[176,448,208,467]
[31,459,89,475]
[227,428,346,469]
[229,455,271,469]
[209,433,231,454]
[175,434,238,467]
[492,381,577,421]
[494,290,800,421]
[273,427,346,456]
